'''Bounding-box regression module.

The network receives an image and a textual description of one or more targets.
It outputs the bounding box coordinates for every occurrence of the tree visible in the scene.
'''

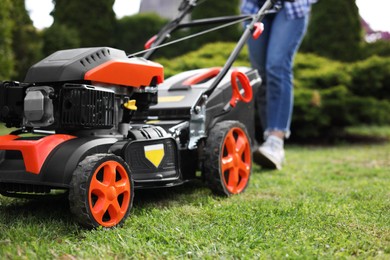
[0,0,14,79]
[51,0,116,47]
[42,24,81,57]
[300,0,363,62]
[114,13,168,56]
[10,0,43,80]
[121,0,241,59]
[190,0,241,47]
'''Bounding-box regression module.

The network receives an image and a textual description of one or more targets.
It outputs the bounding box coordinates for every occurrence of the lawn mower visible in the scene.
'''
[0,0,275,228]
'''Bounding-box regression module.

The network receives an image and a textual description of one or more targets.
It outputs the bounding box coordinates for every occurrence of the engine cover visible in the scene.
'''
[24,86,55,127]
[24,47,164,88]
[24,47,125,83]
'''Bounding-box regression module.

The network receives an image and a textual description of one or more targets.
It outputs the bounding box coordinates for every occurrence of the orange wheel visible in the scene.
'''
[69,154,134,228]
[203,121,252,196]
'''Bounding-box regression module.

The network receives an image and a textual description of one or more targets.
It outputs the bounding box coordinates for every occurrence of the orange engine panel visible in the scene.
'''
[84,58,164,87]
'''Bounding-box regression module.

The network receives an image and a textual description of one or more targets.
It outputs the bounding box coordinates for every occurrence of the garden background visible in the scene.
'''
[0,0,389,258]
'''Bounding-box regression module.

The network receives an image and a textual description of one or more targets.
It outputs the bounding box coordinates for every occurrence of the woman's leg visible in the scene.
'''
[246,16,272,136]
[265,8,309,139]
[254,8,309,170]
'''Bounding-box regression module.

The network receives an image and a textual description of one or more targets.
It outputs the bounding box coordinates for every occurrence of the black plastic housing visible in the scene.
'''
[24,47,127,83]
[59,84,115,129]
[0,81,28,128]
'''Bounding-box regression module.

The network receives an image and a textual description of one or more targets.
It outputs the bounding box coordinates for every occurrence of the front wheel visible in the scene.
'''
[203,121,252,196]
[69,154,134,228]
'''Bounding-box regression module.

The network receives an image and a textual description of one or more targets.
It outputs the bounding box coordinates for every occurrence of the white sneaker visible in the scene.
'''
[253,136,285,170]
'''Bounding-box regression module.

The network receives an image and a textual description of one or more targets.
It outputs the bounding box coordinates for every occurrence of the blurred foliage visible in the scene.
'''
[157,42,249,77]
[113,13,180,58]
[301,0,364,62]
[0,0,14,79]
[349,56,390,99]
[291,52,390,140]
[190,0,241,48]
[1,0,389,141]
[42,24,81,57]
[118,0,242,59]
[157,42,390,140]
[115,13,167,55]
[0,0,42,81]
[362,40,390,58]
[10,0,43,80]
[50,0,116,48]
[293,54,351,90]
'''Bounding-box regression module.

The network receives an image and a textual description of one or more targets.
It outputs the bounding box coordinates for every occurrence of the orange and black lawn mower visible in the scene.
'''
[0,0,277,228]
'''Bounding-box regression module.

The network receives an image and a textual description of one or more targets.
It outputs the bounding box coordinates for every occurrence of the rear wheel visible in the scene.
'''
[69,154,134,228]
[203,121,252,196]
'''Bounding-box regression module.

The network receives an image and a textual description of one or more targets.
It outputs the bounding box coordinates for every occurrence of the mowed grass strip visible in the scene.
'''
[0,124,389,258]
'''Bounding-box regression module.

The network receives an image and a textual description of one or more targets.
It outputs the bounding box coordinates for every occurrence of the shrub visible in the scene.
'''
[114,13,169,57]
[348,56,390,99]
[346,96,390,125]
[157,42,249,77]
[157,42,390,140]
[114,12,212,59]
[292,85,355,140]
[292,88,329,139]
[362,40,390,58]
[42,24,80,58]
[300,0,364,62]
[0,0,14,79]
[190,0,241,50]
[293,54,351,90]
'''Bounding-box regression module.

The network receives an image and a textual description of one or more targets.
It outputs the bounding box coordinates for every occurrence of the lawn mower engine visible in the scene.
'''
[0,47,162,135]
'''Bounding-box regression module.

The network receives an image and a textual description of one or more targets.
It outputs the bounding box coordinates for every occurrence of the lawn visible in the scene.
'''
[0,125,389,259]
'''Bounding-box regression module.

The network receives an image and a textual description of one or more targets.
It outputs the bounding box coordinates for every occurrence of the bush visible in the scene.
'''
[42,24,81,58]
[292,54,390,140]
[300,0,364,62]
[362,40,390,58]
[293,54,351,90]
[348,56,390,99]
[157,42,249,77]
[115,13,198,59]
[0,0,14,79]
[346,97,390,125]
[156,42,390,140]
[190,0,241,50]
[291,88,328,139]
[114,13,169,57]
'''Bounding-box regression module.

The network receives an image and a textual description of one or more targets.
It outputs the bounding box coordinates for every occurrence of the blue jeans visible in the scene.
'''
[246,7,309,139]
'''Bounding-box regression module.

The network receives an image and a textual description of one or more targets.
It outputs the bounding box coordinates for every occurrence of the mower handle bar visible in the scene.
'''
[141,0,276,97]
[204,0,274,96]
[142,0,197,59]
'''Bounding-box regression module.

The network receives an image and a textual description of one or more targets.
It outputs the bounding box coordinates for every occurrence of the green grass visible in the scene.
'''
[0,140,389,259]
[0,124,16,135]
[346,125,390,140]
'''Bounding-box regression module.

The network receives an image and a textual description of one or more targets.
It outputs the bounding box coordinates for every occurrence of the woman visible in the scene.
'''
[241,0,317,170]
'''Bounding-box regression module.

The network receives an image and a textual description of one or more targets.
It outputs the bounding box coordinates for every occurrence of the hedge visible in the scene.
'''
[156,42,390,140]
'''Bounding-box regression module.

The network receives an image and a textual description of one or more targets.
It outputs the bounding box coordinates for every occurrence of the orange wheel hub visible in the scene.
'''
[88,160,131,227]
[221,127,251,194]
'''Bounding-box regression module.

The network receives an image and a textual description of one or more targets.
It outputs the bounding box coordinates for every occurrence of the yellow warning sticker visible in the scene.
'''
[158,96,185,102]
[144,144,165,168]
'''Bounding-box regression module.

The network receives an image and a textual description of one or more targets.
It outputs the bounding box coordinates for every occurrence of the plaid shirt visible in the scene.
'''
[241,0,317,20]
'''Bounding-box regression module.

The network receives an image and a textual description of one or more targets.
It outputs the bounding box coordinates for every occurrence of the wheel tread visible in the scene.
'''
[203,121,252,196]
[69,154,133,228]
